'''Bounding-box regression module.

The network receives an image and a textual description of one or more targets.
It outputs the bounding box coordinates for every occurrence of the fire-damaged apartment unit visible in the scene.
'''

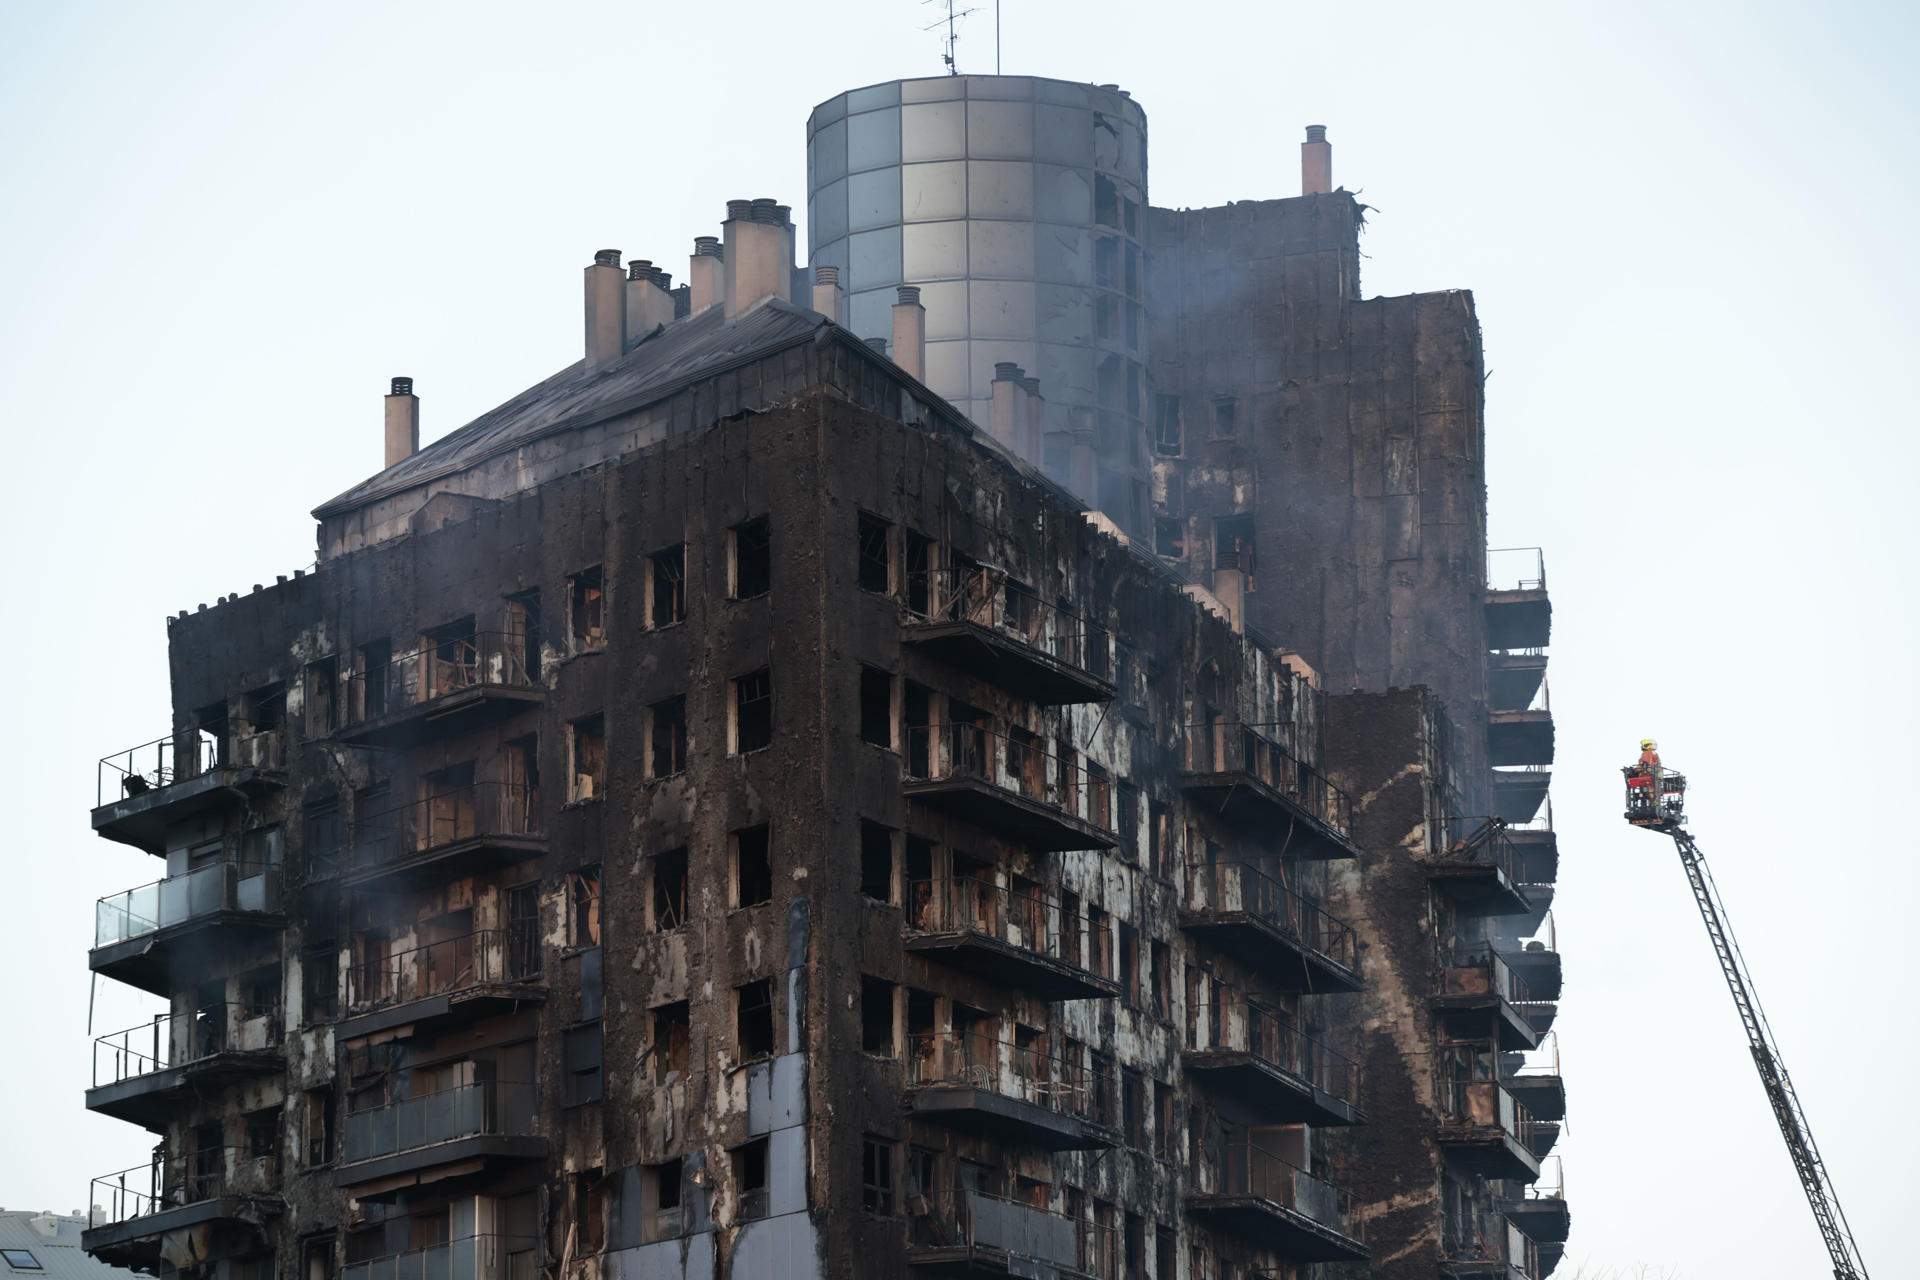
[82,75,1562,1280]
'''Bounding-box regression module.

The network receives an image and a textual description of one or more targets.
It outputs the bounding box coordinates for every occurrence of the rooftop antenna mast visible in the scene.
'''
[921,0,978,75]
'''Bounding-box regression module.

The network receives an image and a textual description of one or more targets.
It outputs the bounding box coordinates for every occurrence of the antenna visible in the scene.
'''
[921,0,979,76]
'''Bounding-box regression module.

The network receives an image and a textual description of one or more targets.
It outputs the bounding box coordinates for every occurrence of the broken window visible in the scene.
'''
[569,566,606,653]
[564,1022,604,1106]
[1153,395,1181,456]
[242,965,281,1021]
[734,825,772,907]
[648,544,686,629]
[355,640,389,720]
[653,1001,690,1083]
[572,1169,607,1254]
[737,979,775,1059]
[1155,1081,1175,1160]
[301,944,337,1025]
[1086,761,1112,830]
[1087,905,1112,980]
[245,1106,278,1164]
[904,530,933,615]
[1095,293,1119,340]
[422,617,479,699]
[652,848,689,932]
[302,1087,334,1167]
[1215,514,1256,586]
[569,713,606,802]
[859,821,894,903]
[1094,235,1119,289]
[645,1159,684,1241]
[648,695,686,778]
[861,976,895,1056]
[305,659,337,736]
[730,516,771,600]
[861,1136,896,1214]
[733,1138,770,1222]
[1151,939,1171,1021]
[1153,518,1184,560]
[859,666,893,748]
[732,668,773,753]
[246,683,286,734]
[570,865,602,948]
[1120,923,1140,1008]
[1211,396,1238,439]
[1123,1068,1145,1147]
[857,511,893,593]
[1148,802,1169,880]
[1116,782,1138,860]
[505,589,542,681]
[1094,174,1120,228]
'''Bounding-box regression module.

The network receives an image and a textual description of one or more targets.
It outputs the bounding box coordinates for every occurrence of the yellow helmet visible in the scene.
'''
[1640,738,1657,750]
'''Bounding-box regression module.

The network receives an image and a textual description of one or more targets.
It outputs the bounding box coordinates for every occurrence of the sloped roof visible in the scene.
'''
[314,299,830,519]
[0,1212,134,1280]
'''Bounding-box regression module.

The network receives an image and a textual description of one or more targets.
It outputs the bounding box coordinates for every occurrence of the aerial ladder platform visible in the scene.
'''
[1623,745,1870,1280]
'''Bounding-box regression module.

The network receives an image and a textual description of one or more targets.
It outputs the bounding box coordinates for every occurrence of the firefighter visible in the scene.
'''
[1638,738,1661,770]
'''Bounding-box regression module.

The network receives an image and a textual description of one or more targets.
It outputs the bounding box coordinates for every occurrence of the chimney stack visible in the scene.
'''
[626,259,675,342]
[1070,418,1096,505]
[689,237,723,314]
[864,337,888,354]
[585,249,626,369]
[1019,375,1045,463]
[989,363,1024,447]
[723,198,790,319]
[811,265,843,324]
[891,285,926,381]
[384,376,418,468]
[1301,124,1331,196]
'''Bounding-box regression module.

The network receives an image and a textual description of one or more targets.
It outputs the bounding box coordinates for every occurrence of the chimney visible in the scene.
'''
[989,362,1023,447]
[1070,422,1096,505]
[864,337,888,354]
[584,249,626,369]
[723,198,790,318]
[626,260,675,341]
[689,237,723,314]
[1301,124,1332,196]
[890,285,926,381]
[811,265,843,323]
[383,376,418,468]
[1212,565,1246,632]
[1020,376,1045,463]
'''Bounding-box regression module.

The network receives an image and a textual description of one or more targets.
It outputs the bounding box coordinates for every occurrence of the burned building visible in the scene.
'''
[81,75,1560,1280]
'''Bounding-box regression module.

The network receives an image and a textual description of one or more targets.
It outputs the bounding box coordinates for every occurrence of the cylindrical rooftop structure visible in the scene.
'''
[807,75,1150,532]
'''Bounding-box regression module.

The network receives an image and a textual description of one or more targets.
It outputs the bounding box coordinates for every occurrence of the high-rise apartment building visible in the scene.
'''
[81,73,1560,1280]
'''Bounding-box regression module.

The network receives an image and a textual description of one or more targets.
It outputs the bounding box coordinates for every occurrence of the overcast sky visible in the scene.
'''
[3,1,1915,1274]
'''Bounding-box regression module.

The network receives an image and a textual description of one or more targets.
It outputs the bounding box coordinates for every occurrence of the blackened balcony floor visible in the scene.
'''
[90,911,285,998]
[1519,1002,1558,1040]
[1437,1120,1542,1182]
[1492,771,1551,825]
[908,1086,1120,1152]
[1181,1052,1363,1128]
[1438,1258,1527,1280]
[84,1196,280,1269]
[1503,1195,1571,1244]
[905,1245,1098,1279]
[1510,883,1554,938]
[87,1050,283,1132]
[1509,829,1559,886]
[1430,992,1541,1053]
[1506,1073,1566,1123]
[902,776,1117,852]
[340,832,548,890]
[901,618,1115,706]
[1489,652,1548,711]
[1174,773,1360,861]
[1489,710,1555,767]
[1176,911,1364,994]
[1528,1121,1562,1162]
[1180,1195,1368,1263]
[334,1134,548,1195]
[1426,860,1534,918]
[334,685,544,748]
[1500,949,1563,1001]
[1486,588,1551,650]
[335,980,547,1043]
[92,767,282,854]
[903,929,1121,1002]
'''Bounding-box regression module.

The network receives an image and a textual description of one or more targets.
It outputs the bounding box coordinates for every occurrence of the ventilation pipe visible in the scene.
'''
[890,285,926,381]
[723,199,789,319]
[690,236,724,314]
[585,249,626,369]
[1301,125,1332,196]
[811,265,843,324]
[383,377,418,468]
[626,260,676,340]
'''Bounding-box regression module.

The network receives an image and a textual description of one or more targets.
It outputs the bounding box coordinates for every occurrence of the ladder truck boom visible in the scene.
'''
[1623,745,1869,1280]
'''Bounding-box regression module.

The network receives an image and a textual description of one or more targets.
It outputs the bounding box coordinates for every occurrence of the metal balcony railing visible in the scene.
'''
[89,1146,280,1228]
[905,567,1122,683]
[1434,817,1523,882]
[339,631,536,727]
[343,1080,537,1165]
[1181,720,1354,838]
[318,781,542,876]
[1444,1210,1540,1277]
[1487,547,1547,593]
[906,876,1111,976]
[1188,1006,1358,1110]
[95,862,281,948]
[902,724,1110,829]
[345,928,541,1014]
[1182,859,1358,971]
[906,1031,1117,1131]
[92,1004,281,1087]
[1206,1135,1358,1238]
[343,1234,540,1280]
[96,724,288,807]
[1441,944,1533,1004]
[1514,1031,1561,1079]
[912,1189,1094,1272]
[1436,1070,1539,1151]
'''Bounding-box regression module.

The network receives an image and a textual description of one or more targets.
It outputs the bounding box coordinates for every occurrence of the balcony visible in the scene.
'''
[85,1146,280,1269]
[1503,1036,1566,1125]
[1502,1160,1571,1245]
[1427,819,1533,918]
[1436,1073,1542,1182]
[1491,768,1551,826]
[1442,1211,1542,1280]
[1485,548,1550,651]
[336,631,542,748]
[1178,722,1359,860]
[92,861,283,996]
[905,877,1121,1002]
[319,781,545,888]
[902,725,1118,853]
[337,1080,544,1193]
[1184,1005,1362,1128]
[345,1234,540,1280]
[1183,1135,1367,1263]
[1500,922,1562,1002]
[1488,649,1547,713]
[902,568,1117,706]
[87,1005,282,1131]
[1179,860,1362,993]
[338,929,543,1041]
[1488,680,1554,768]
[905,1031,1120,1151]
[1432,947,1540,1051]
[908,1190,1104,1279]
[93,729,284,853]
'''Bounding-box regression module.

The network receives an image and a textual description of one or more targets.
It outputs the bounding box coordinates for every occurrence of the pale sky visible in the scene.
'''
[3,2,1915,1275]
